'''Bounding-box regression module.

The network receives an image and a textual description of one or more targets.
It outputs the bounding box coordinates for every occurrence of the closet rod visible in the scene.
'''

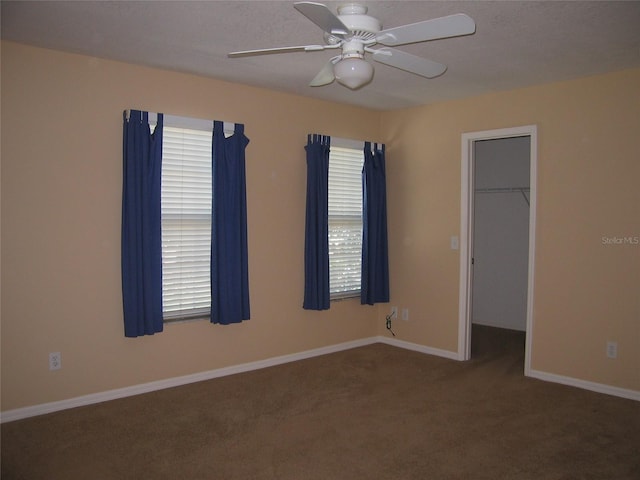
[474,187,529,193]
[475,187,530,206]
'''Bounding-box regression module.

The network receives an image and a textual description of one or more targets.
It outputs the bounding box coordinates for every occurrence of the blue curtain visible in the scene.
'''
[361,142,390,305]
[211,121,251,324]
[303,134,331,310]
[121,110,164,337]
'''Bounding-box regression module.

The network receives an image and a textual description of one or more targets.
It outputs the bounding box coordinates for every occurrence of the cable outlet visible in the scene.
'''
[49,352,62,370]
[391,306,398,318]
[606,341,617,359]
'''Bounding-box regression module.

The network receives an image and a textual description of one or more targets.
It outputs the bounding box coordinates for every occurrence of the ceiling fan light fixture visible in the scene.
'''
[334,57,373,89]
[229,2,477,91]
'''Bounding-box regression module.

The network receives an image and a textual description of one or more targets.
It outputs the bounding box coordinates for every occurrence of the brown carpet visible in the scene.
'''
[2,325,639,479]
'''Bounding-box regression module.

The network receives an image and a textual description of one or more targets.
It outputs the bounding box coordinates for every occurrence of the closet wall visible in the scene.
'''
[472,136,530,331]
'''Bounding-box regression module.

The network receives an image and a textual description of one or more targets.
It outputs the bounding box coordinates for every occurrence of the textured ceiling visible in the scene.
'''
[2,0,640,110]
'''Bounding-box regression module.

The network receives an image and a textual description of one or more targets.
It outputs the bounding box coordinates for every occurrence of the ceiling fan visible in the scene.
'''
[228,1,476,90]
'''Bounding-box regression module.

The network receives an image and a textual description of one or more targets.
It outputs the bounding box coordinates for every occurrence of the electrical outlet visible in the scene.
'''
[606,341,617,359]
[391,306,398,318]
[402,308,409,321]
[49,352,62,370]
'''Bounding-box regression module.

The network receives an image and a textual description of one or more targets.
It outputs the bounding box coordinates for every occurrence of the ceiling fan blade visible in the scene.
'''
[375,13,476,46]
[371,48,447,78]
[309,57,340,87]
[294,1,351,38]
[228,44,327,57]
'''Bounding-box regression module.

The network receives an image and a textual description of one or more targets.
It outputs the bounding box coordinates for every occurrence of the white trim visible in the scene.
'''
[528,369,640,402]
[0,337,455,423]
[458,135,474,360]
[3,335,637,423]
[458,125,538,373]
[0,338,377,423]
[377,336,460,360]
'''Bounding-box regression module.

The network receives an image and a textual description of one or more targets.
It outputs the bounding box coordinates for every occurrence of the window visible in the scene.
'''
[328,144,364,299]
[160,125,213,321]
[150,115,237,321]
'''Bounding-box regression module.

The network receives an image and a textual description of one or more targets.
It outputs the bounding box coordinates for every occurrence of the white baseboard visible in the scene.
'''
[376,335,460,360]
[0,337,378,424]
[3,338,636,423]
[527,369,640,401]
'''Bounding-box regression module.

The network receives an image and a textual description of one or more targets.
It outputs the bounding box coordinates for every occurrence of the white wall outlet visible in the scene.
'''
[606,341,617,359]
[49,352,62,370]
[391,306,398,318]
[450,236,459,250]
[402,308,409,321]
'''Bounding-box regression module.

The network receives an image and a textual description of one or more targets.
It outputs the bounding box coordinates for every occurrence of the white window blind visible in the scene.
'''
[161,126,212,320]
[328,145,364,298]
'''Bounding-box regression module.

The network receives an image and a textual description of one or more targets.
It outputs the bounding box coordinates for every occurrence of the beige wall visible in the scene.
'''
[381,68,640,391]
[2,41,638,412]
[0,42,382,411]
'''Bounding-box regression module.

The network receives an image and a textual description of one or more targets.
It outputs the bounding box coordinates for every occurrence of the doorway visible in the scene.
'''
[458,125,537,375]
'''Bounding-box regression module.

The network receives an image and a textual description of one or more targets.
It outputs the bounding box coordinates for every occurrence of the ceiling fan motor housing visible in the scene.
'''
[337,3,382,41]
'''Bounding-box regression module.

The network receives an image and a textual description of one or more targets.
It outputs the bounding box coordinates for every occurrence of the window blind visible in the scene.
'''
[161,126,212,320]
[328,145,364,297]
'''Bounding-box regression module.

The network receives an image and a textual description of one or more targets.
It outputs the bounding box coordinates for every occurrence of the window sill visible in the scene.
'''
[164,314,210,325]
[330,291,361,302]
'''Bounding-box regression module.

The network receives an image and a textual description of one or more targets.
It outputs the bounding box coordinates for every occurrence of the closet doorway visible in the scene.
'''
[458,125,537,375]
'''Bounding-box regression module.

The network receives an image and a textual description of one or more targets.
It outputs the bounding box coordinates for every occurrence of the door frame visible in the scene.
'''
[457,125,538,375]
